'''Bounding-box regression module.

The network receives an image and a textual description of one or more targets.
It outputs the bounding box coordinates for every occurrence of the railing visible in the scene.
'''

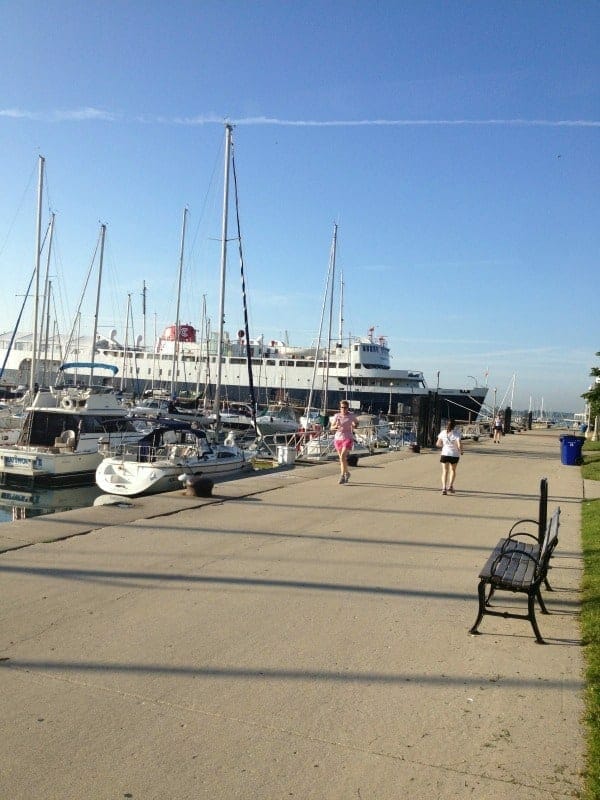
[247,420,419,461]
[460,423,482,441]
[98,442,201,462]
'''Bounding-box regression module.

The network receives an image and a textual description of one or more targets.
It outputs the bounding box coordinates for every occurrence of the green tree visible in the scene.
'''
[582,351,600,421]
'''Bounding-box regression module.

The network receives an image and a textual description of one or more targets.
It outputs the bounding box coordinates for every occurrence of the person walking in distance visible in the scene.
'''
[330,400,358,484]
[493,413,503,443]
[436,419,463,495]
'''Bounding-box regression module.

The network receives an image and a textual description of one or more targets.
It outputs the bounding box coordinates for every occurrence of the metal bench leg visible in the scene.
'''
[485,585,496,606]
[528,594,546,644]
[536,589,549,615]
[469,580,487,635]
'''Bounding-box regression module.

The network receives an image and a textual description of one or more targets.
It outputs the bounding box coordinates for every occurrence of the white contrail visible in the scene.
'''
[165,114,600,128]
[0,107,116,121]
[223,116,600,128]
[2,109,598,127]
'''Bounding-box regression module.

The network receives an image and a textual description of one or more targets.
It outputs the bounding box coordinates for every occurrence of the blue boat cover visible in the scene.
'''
[59,362,119,375]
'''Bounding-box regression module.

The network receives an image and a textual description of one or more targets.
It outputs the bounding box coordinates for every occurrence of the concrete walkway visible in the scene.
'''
[0,430,587,799]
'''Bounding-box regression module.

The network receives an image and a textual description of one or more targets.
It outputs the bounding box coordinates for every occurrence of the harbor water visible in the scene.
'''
[0,480,103,523]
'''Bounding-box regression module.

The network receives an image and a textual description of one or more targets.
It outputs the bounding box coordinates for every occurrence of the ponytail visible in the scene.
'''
[446,419,456,433]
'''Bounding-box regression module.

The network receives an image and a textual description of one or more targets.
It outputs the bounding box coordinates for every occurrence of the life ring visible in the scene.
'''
[61,397,75,409]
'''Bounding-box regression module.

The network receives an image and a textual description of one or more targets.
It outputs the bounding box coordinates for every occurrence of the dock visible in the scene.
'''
[0,430,590,799]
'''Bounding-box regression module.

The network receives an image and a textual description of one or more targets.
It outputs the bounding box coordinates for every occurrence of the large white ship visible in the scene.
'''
[0,325,488,421]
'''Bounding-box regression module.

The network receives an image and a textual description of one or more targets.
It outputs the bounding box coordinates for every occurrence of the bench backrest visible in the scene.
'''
[537,507,560,577]
[537,477,548,543]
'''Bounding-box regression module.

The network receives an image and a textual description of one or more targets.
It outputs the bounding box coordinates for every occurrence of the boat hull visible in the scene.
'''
[0,448,102,484]
[96,451,248,497]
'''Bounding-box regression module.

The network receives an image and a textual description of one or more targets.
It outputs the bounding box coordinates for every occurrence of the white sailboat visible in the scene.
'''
[95,421,248,497]
[0,224,142,483]
[533,397,552,428]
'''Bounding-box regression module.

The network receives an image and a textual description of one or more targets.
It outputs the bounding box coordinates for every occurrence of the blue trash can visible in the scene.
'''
[559,435,585,466]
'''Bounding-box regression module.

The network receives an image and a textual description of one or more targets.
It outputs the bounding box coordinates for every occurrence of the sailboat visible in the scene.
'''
[0,222,142,484]
[253,402,300,437]
[95,124,252,496]
[533,398,552,428]
[94,418,248,496]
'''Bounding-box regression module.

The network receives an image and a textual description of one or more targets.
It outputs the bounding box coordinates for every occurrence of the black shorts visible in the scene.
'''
[440,455,459,464]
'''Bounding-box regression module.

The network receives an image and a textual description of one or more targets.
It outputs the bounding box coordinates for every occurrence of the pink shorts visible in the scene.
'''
[334,438,353,453]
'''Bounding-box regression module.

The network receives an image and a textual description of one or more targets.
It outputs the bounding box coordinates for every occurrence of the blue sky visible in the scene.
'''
[0,0,598,413]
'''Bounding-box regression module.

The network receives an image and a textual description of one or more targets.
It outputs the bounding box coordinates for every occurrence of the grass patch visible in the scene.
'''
[581,497,600,799]
[582,441,600,481]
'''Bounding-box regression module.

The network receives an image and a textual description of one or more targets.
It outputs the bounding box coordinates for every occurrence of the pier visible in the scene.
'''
[0,430,592,799]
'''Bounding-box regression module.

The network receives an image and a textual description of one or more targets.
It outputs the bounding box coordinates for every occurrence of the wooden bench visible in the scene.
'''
[495,477,555,592]
[469,506,560,643]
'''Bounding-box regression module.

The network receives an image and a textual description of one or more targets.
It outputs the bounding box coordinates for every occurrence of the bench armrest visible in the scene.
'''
[507,518,537,536]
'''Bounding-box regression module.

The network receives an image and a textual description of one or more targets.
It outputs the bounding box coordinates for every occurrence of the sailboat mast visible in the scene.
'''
[338,267,344,344]
[30,155,45,393]
[121,293,131,391]
[171,206,188,399]
[323,223,338,413]
[151,313,157,393]
[213,123,233,425]
[304,227,337,425]
[142,280,147,350]
[89,223,106,387]
[39,212,55,383]
[42,280,53,386]
[195,294,207,398]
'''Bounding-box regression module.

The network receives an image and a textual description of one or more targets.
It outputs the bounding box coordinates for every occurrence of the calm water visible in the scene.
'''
[0,481,103,524]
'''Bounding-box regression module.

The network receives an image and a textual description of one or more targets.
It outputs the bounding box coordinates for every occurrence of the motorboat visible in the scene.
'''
[214,402,255,431]
[0,387,143,483]
[128,397,212,426]
[253,403,299,437]
[95,421,249,497]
